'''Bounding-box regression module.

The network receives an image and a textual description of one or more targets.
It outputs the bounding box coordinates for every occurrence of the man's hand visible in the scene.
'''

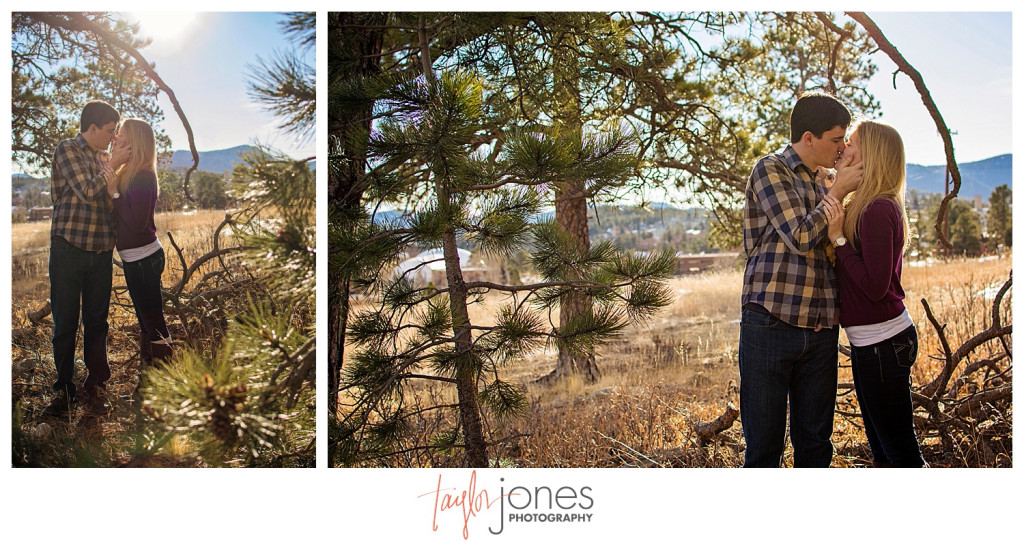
[829,154,862,200]
[110,140,132,169]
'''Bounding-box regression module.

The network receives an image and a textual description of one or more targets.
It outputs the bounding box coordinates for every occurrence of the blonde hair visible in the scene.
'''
[115,118,158,196]
[842,120,910,251]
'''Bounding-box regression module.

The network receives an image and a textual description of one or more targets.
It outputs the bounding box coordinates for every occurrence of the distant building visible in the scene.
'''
[674,252,737,275]
[393,248,488,288]
[29,206,53,221]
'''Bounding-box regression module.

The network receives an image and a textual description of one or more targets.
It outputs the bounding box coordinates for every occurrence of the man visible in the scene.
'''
[43,100,131,417]
[739,92,862,467]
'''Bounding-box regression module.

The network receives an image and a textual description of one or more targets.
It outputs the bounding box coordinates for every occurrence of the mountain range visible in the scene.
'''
[167,145,315,174]
[168,145,258,174]
[905,154,1010,200]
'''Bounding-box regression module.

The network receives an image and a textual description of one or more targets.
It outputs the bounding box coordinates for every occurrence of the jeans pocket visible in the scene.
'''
[891,330,918,369]
[741,307,783,329]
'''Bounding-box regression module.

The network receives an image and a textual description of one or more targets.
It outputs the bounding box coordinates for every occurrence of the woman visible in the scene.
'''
[107,118,173,397]
[823,120,926,467]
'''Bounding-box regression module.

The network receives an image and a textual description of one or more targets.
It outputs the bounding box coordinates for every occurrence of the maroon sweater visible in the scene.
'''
[834,198,907,327]
[112,169,159,251]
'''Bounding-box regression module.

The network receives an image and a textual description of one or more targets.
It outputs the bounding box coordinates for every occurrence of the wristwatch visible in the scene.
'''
[112,192,120,199]
[833,236,847,247]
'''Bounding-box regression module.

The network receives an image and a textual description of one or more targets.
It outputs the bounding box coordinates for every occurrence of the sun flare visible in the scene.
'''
[125,12,202,47]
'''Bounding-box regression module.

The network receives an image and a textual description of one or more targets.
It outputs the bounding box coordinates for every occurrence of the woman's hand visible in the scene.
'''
[822,194,845,242]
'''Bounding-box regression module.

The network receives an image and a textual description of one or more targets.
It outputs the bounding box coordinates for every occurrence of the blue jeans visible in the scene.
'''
[122,249,170,345]
[49,235,112,399]
[850,325,925,467]
[738,307,839,467]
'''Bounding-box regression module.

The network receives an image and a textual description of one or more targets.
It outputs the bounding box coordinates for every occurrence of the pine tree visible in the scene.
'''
[948,199,983,257]
[988,184,1012,249]
[334,62,674,467]
[428,12,881,379]
[138,13,316,467]
[326,12,387,423]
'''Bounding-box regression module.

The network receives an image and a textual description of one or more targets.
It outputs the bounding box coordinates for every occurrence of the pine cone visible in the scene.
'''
[202,374,249,443]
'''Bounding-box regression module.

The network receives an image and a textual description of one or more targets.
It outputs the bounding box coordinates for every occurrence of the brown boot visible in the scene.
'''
[139,331,154,366]
[42,389,77,417]
[132,333,153,404]
[151,336,173,365]
[81,386,111,417]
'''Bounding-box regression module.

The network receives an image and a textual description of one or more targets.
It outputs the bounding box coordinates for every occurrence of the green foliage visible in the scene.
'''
[139,153,317,465]
[909,191,989,258]
[12,12,170,175]
[136,13,316,467]
[480,305,547,365]
[337,65,675,466]
[141,332,296,465]
[230,150,316,307]
[193,170,230,209]
[949,199,983,256]
[466,188,541,257]
[988,184,1012,248]
[155,170,185,211]
[247,12,315,141]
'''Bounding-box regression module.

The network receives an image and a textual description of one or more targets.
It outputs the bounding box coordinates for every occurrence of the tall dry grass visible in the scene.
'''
[11,209,238,467]
[346,254,1012,468]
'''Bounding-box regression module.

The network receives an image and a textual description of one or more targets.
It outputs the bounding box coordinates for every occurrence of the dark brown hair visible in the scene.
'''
[790,92,851,143]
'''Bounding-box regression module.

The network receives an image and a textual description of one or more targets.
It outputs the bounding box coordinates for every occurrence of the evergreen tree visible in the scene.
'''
[138,12,316,466]
[326,12,386,424]
[907,188,946,257]
[155,169,186,212]
[193,170,229,209]
[436,12,879,379]
[334,64,674,467]
[948,199,983,257]
[988,184,1012,249]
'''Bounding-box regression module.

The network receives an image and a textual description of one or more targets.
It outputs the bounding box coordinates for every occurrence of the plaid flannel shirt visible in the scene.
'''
[50,134,115,251]
[741,145,837,329]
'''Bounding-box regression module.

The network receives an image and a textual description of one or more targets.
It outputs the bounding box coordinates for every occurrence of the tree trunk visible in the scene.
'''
[545,25,601,384]
[419,16,489,468]
[552,181,601,382]
[442,226,490,468]
[328,13,384,420]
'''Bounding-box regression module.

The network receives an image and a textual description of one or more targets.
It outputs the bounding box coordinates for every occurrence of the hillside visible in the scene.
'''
[168,145,257,174]
[906,154,1011,200]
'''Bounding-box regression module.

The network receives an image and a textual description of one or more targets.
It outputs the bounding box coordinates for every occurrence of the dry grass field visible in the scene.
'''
[345,253,1012,468]
[11,210,241,467]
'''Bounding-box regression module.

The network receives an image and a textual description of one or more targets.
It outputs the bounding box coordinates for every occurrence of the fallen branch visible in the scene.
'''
[953,385,1012,418]
[28,302,51,325]
[693,402,739,445]
[921,273,1012,397]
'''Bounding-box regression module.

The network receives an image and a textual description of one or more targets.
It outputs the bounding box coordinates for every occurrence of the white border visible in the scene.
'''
[3,3,1022,540]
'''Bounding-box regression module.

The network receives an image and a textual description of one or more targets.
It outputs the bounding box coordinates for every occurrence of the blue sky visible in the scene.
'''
[860,12,1011,166]
[125,11,315,159]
